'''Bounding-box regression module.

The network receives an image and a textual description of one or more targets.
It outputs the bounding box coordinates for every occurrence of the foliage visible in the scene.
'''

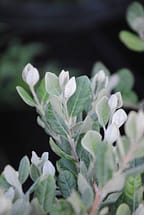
[0,61,144,215]
[1,2,144,215]
[119,1,144,52]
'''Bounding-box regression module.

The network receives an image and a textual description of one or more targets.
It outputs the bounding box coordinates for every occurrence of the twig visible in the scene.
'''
[89,183,102,215]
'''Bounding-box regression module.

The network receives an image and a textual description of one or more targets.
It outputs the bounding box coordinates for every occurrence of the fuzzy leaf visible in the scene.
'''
[56,158,77,175]
[96,96,110,127]
[81,130,102,158]
[50,138,75,161]
[16,86,35,107]
[58,170,77,198]
[67,76,92,117]
[102,174,125,200]
[35,175,56,213]
[46,103,68,136]
[125,111,137,142]
[11,199,32,215]
[45,72,61,95]
[18,156,30,184]
[78,174,94,209]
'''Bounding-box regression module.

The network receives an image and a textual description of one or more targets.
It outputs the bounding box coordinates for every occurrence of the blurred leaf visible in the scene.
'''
[115,68,134,91]
[78,173,94,209]
[68,191,87,215]
[58,170,77,198]
[124,175,142,207]
[116,203,131,215]
[16,86,35,107]
[126,2,144,37]
[50,199,75,215]
[35,175,56,213]
[101,174,125,200]
[68,76,92,117]
[119,31,144,52]
[11,199,31,215]
[91,61,110,77]
[18,156,30,184]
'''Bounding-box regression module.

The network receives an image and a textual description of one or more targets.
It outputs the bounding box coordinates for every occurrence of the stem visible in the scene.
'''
[68,133,80,169]
[30,86,45,116]
[89,183,102,215]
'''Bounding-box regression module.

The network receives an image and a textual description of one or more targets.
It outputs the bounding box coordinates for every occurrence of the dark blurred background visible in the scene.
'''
[0,0,144,171]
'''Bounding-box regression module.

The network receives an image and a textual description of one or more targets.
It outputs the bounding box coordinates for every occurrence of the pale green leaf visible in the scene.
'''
[78,174,94,209]
[58,170,77,198]
[81,130,102,158]
[35,175,56,213]
[101,174,125,200]
[50,138,75,161]
[125,111,137,142]
[67,76,92,117]
[45,72,61,95]
[46,103,68,136]
[16,86,35,107]
[18,156,30,184]
[96,96,110,127]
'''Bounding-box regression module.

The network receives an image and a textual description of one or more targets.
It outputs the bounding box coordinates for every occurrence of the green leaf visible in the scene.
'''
[18,156,30,184]
[0,175,11,190]
[119,31,144,52]
[127,2,144,35]
[116,203,131,215]
[78,174,94,209]
[50,200,75,215]
[96,96,110,127]
[124,175,142,206]
[95,143,114,187]
[68,191,87,215]
[68,76,92,117]
[56,158,77,175]
[115,68,134,91]
[50,138,75,161]
[58,170,77,198]
[91,61,110,77]
[125,111,137,142]
[37,78,49,103]
[46,103,68,136]
[35,175,56,213]
[45,72,61,96]
[30,164,40,181]
[16,86,35,107]
[81,130,102,158]
[101,174,125,200]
